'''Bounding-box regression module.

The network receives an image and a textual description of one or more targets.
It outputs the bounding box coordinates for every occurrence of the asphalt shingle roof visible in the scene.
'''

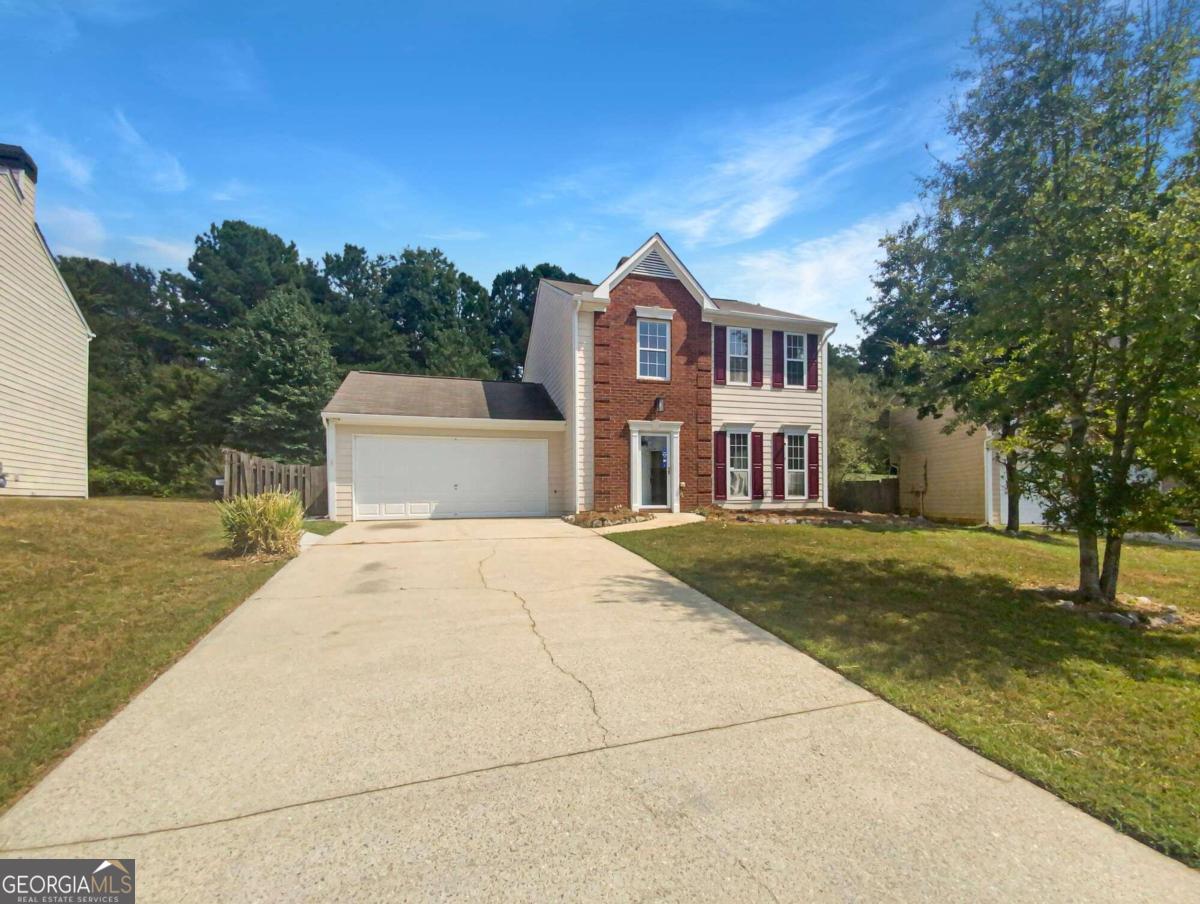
[324,371,564,421]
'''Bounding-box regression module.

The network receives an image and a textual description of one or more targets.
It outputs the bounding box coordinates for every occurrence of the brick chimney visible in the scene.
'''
[0,144,38,208]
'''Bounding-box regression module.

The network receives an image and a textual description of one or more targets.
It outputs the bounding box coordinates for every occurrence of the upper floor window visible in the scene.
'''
[637,319,670,380]
[784,332,806,387]
[728,327,750,384]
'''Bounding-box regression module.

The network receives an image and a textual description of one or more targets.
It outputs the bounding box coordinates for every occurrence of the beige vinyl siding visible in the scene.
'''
[0,173,90,498]
[891,408,996,524]
[330,423,569,521]
[712,326,824,508]
[522,281,578,511]
[574,309,593,510]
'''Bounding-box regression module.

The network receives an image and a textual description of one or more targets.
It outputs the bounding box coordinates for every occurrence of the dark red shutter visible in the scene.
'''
[806,333,819,390]
[714,326,727,385]
[771,331,784,388]
[713,430,727,500]
[751,329,764,387]
[807,432,820,500]
[751,432,764,500]
[772,432,785,500]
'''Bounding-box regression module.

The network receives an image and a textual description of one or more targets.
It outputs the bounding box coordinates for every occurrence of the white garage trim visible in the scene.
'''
[326,411,565,432]
[351,433,550,520]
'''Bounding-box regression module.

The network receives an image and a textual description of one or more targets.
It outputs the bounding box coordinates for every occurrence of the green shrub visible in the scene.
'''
[215,491,304,557]
[89,466,166,497]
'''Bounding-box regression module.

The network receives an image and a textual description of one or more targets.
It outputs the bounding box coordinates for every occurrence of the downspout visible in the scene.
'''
[322,413,338,520]
[983,431,994,526]
[821,324,837,508]
[570,297,582,514]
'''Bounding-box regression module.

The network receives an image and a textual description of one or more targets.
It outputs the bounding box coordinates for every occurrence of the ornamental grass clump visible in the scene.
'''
[216,491,304,557]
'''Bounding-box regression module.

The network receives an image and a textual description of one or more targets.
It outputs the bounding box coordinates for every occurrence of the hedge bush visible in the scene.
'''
[215,491,304,557]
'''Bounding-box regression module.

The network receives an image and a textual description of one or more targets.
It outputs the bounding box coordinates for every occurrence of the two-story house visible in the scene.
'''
[322,235,834,520]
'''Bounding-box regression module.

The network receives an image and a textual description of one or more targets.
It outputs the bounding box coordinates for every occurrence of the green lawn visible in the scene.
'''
[0,497,287,811]
[610,521,1200,866]
[302,519,345,537]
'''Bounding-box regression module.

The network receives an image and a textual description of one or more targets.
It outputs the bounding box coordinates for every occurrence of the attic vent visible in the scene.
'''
[631,248,676,279]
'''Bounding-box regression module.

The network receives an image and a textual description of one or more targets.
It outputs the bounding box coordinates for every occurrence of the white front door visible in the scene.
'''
[353,434,549,520]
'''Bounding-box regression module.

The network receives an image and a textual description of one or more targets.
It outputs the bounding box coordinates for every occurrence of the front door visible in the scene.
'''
[639,434,670,508]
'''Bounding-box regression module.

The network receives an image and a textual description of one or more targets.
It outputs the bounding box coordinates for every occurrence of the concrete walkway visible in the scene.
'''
[1,518,1194,901]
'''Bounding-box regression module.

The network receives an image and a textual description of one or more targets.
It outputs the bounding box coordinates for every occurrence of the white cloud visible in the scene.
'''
[128,235,192,270]
[112,109,188,192]
[712,202,920,335]
[532,82,924,249]
[39,205,107,258]
[211,178,251,202]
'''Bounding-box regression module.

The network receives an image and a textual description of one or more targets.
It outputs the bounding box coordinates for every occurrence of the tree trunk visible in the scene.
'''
[1005,451,1021,533]
[1100,532,1123,602]
[1078,528,1103,601]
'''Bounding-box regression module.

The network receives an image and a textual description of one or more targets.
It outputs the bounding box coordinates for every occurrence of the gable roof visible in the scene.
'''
[593,234,716,310]
[323,371,564,421]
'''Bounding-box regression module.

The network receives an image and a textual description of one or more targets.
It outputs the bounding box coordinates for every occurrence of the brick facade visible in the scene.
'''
[592,275,712,510]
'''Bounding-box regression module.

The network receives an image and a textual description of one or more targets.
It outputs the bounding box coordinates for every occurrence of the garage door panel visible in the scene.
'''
[353,435,548,520]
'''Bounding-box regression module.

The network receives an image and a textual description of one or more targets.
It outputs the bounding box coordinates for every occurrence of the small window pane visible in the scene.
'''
[729,329,749,356]
[787,471,806,496]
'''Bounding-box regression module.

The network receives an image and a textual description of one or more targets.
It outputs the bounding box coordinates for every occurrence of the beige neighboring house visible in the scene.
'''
[890,407,1006,525]
[0,144,93,498]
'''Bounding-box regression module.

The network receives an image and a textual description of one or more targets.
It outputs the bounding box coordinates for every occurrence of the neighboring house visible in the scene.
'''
[323,234,835,520]
[0,144,93,498]
[890,407,1045,525]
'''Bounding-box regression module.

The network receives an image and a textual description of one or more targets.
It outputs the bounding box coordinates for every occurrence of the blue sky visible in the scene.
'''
[3,0,976,336]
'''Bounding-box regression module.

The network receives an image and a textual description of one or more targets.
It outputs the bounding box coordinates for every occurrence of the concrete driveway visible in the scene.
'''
[1,518,1195,901]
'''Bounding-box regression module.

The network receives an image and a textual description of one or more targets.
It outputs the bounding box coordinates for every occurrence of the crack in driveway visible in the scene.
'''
[477,545,612,747]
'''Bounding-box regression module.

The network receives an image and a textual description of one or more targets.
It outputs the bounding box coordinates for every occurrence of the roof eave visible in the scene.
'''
[321,412,566,431]
[703,309,838,330]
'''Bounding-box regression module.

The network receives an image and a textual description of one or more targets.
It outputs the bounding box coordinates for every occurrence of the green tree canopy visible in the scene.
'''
[489,263,589,379]
[189,220,304,331]
[861,0,1200,600]
[219,288,339,462]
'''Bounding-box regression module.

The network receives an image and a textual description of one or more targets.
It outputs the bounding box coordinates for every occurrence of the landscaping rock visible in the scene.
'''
[1134,596,1153,606]
[1054,600,1076,610]
[1092,611,1138,628]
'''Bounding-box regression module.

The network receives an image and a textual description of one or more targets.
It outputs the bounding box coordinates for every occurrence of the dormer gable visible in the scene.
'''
[593,234,717,311]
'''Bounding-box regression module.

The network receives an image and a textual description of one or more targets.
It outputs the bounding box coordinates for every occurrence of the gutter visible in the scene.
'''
[821,324,837,508]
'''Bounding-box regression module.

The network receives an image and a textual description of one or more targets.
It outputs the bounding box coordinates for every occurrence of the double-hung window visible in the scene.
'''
[784,332,806,387]
[785,432,807,497]
[637,319,670,380]
[728,327,750,384]
[728,431,750,498]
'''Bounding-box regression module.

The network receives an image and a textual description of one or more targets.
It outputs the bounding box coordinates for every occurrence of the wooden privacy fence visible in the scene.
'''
[222,449,328,516]
[832,477,900,514]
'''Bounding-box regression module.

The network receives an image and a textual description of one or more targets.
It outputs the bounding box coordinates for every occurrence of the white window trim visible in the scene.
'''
[783,428,809,499]
[629,420,682,513]
[727,327,751,386]
[726,428,752,500]
[784,332,807,388]
[637,318,671,381]
[634,305,675,321]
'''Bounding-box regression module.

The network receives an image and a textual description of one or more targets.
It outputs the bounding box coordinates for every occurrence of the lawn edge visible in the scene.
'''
[604,529,1199,870]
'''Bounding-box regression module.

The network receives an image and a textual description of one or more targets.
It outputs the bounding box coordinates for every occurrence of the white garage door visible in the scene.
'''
[353,434,549,520]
